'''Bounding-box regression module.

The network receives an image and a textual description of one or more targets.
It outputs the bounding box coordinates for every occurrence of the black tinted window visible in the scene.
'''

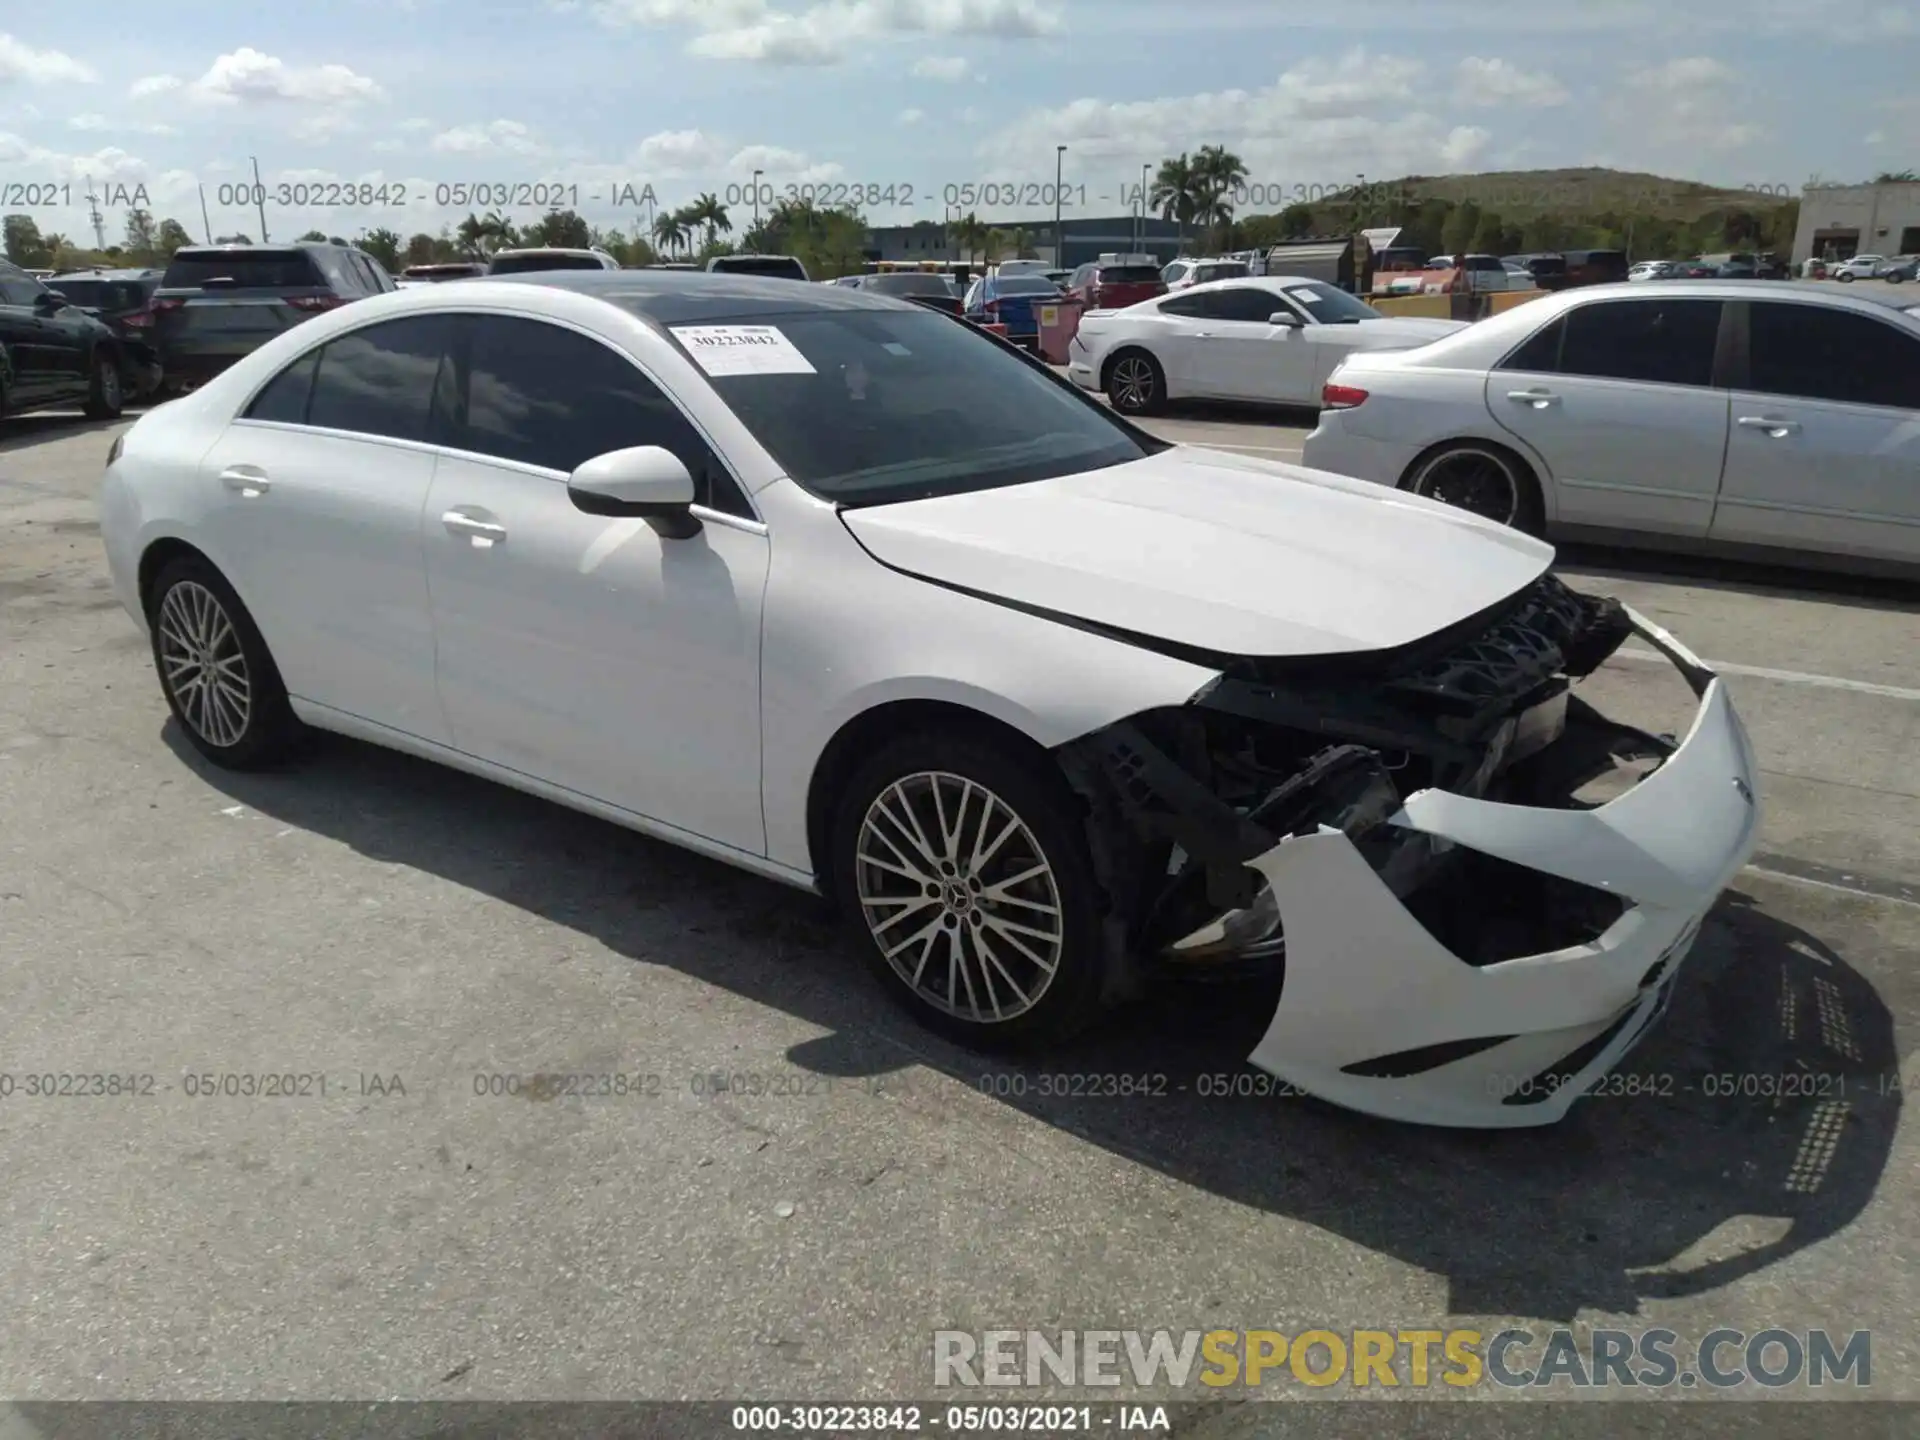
[710,257,807,279]
[490,253,606,274]
[162,250,321,289]
[47,278,111,306]
[1556,299,1721,386]
[1501,316,1565,372]
[865,274,950,296]
[1748,303,1920,409]
[1206,287,1289,323]
[459,315,750,515]
[1097,265,1161,282]
[1158,293,1209,317]
[244,348,322,423]
[307,316,455,442]
[0,273,44,305]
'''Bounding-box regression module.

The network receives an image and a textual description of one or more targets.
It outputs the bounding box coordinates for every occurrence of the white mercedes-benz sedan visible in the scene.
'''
[1065,275,1467,415]
[1301,280,1920,570]
[99,271,1761,1128]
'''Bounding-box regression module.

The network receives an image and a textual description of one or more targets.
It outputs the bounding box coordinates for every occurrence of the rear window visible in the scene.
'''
[1195,263,1250,282]
[161,250,322,289]
[1466,256,1504,271]
[404,264,484,280]
[488,253,607,274]
[710,256,809,279]
[992,277,1062,296]
[864,274,952,296]
[1525,256,1566,274]
[48,278,147,308]
[1096,265,1162,282]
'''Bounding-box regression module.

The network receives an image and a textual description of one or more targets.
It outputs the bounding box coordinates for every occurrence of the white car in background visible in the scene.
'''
[1067,276,1467,414]
[1162,257,1253,289]
[1830,255,1886,281]
[1301,280,1920,569]
[95,270,1761,1129]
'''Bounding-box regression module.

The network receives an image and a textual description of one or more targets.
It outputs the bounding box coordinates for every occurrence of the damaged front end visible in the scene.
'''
[1056,574,1762,1129]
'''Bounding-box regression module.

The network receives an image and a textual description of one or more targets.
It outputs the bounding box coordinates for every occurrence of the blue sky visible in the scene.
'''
[2,0,1915,248]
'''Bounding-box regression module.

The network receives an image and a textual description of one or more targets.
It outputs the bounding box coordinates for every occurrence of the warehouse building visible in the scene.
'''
[1790,179,1920,264]
[866,214,1186,268]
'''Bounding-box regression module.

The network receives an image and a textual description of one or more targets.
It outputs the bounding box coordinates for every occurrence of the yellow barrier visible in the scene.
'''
[1368,294,1453,318]
[1488,289,1550,314]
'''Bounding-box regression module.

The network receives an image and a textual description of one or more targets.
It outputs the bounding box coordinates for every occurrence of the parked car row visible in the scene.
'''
[1630,253,1794,282]
[2,259,162,421]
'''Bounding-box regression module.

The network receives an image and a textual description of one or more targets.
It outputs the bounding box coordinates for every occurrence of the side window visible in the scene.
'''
[243,348,322,424]
[347,253,381,292]
[1157,293,1210,317]
[306,316,456,442]
[457,315,753,517]
[310,248,356,293]
[1206,287,1291,323]
[1748,303,1920,410]
[1556,299,1721,387]
[0,273,43,306]
[1499,316,1565,372]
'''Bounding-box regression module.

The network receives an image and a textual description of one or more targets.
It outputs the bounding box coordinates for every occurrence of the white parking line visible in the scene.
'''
[1188,441,1305,457]
[1613,647,1920,701]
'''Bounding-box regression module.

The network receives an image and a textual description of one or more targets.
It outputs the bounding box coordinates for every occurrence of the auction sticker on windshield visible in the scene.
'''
[672,325,816,376]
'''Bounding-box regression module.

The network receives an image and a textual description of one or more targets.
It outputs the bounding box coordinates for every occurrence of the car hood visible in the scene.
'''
[839,446,1554,658]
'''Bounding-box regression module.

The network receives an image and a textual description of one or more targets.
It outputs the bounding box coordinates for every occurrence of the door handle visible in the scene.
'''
[1191,331,1215,338]
[442,511,507,546]
[1737,416,1801,437]
[1506,389,1559,408]
[219,465,270,496]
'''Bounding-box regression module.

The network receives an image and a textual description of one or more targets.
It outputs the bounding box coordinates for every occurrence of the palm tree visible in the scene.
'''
[684,192,732,249]
[651,209,688,257]
[1150,155,1201,254]
[948,210,990,262]
[455,210,514,257]
[1192,145,1248,251]
[670,204,703,257]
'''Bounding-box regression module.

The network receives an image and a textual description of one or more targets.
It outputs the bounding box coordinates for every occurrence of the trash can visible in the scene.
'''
[1036,299,1083,365]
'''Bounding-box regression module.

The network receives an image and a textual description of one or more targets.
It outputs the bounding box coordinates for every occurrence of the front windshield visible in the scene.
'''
[1278,281,1382,323]
[666,308,1154,505]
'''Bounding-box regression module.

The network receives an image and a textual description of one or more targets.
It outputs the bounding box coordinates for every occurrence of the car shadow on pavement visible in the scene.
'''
[1555,543,1920,609]
[162,722,1901,1325]
[0,412,137,457]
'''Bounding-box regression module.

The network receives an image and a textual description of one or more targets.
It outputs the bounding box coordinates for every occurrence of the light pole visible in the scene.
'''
[1054,145,1066,268]
[752,168,763,233]
[1139,162,1151,251]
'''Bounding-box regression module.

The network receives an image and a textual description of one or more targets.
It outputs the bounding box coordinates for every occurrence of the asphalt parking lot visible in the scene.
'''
[2,398,1917,1423]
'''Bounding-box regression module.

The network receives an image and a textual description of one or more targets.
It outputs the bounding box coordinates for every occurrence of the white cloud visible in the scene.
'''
[430,119,544,155]
[69,112,178,136]
[69,113,109,131]
[899,107,925,124]
[1455,56,1568,107]
[589,0,1062,64]
[186,48,385,105]
[0,34,97,84]
[912,55,970,80]
[1610,56,1760,156]
[635,127,732,176]
[128,74,183,99]
[1439,125,1491,168]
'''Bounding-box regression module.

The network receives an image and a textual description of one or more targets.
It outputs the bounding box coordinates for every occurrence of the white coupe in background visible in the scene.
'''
[1066,276,1466,414]
[98,271,1759,1128]
[1301,280,1920,569]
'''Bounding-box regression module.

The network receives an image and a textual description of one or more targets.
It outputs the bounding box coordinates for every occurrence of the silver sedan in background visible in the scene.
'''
[1301,280,1920,571]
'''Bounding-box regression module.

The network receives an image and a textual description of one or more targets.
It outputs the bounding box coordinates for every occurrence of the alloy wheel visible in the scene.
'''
[1111,356,1155,411]
[1412,447,1520,525]
[853,771,1065,1024]
[100,360,122,410]
[156,581,253,748]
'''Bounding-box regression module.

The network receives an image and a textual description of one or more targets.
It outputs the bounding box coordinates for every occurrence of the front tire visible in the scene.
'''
[1401,441,1546,537]
[1105,348,1166,415]
[1836,271,1855,282]
[148,555,307,769]
[830,731,1110,1051]
[83,351,124,419]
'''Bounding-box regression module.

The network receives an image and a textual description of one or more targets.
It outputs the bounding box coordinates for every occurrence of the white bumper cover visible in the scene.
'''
[1246,609,1761,1128]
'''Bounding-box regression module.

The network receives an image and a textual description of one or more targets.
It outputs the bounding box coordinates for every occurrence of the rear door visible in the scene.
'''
[1487,296,1731,535]
[0,269,59,402]
[153,249,335,381]
[1712,299,1920,563]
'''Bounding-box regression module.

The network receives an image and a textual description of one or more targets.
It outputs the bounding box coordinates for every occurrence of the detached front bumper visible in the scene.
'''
[1240,609,1760,1127]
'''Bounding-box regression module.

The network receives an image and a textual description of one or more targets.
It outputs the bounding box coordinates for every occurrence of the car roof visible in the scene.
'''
[494,247,606,257]
[466,267,912,321]
[1566,278,1920,310]
[48,268,160,280]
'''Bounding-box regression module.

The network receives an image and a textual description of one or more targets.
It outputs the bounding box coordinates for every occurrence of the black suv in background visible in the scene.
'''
[0,259,132,421]
[44,268,166,398]
[150,241,393,389]
[705,253,810,281]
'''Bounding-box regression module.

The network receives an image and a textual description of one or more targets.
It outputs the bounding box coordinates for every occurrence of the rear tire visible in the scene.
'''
[1401,441,1546,538]
[1105,348,1166,415]
[83,351,124,420]
[147,555,308,770]
[830,730,1111,1051]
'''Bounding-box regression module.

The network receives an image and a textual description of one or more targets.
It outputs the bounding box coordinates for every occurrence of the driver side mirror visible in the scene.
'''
[35,290,68,312]
[567,446,702,539]
[1268,311,1302,328]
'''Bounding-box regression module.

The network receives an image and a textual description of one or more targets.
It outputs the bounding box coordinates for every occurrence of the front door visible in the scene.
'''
[1189,286,1317,404]
[1487,296,1731,535]
[421,313,770,856]
[1712,298,1920,564]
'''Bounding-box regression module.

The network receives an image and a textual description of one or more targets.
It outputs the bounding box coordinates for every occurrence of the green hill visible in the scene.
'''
[1383,166,1797,220]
